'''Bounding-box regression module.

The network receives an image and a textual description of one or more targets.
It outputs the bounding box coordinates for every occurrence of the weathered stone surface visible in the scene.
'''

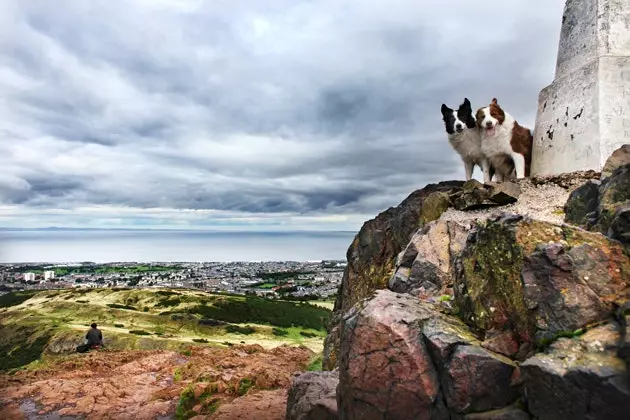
[487,182,521,205]
[338,290,450,420]
[521,323,630,420]
[609,204,630,244]
[563,163,630,244]
[422,316,480,369]
[389,220,471,298]
[602,144,630,179]
[563,180,599,227]
[531,0,630,176]
[325,181,463,370]
[286,371,339,420]
[450,181,520,211]
[480,330,520,359]
[463,406,530,420]
[619,302,630,375]
[442,346,519,414]
[454,214,630,356]
[597,164,630,235]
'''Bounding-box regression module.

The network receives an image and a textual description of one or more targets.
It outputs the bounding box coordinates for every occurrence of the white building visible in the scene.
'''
[24,272,36,281]
[44,271,56,280]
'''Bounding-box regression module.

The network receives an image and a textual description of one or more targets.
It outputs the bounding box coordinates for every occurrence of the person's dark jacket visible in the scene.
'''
[86,327,103,346]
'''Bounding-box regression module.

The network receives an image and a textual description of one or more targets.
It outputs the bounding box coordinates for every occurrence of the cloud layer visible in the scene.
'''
[0,0,565,230]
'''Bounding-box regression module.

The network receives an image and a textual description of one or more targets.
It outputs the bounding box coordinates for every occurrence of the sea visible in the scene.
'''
[0,230,357,263]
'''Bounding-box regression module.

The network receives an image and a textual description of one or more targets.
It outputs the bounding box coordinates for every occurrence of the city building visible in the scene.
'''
[24,272,36,281]
[44,271,56,280]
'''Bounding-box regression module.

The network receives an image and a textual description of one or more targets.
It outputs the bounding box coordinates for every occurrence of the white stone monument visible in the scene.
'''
[531,0,630,176]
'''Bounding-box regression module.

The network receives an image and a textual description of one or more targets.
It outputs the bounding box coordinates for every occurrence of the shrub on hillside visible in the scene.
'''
[272,328,289,337]
[107,303,137,311]
[225,325,256,335]
[129,330,151,336]
[0,291,38,308]
[187,295,330,330]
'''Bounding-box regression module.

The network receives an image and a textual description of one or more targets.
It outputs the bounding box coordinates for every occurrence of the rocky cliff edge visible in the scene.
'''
[287,144,630,420]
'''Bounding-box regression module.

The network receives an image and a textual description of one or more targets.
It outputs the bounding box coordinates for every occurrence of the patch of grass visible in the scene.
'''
[272,328,288,337]
[299,331,318,338]
[175,385,196,420]
[306,354,323,372]
[156,297,183,308]
[225,325,256,335]
[536,328,587,350]
[173,367,183,382]
[186,295,331,330]
[156,290,182,297]
[192,338,209,343]
[0,291,38,308]
[181,348,192,356]
[129,330,151,336]
[107,303,137,311]
[237,378,253,396]
[0,324,53,371]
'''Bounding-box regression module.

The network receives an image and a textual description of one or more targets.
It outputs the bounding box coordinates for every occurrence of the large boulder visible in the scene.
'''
[324,181,463,370]
[454,214,630,359]
[565,159,630,245]
[563,180,599,227]
[602,144,630,179]
[338,290,521,420]
[286,371,339,420]
[521,323,630,420]
[598,164,630,240]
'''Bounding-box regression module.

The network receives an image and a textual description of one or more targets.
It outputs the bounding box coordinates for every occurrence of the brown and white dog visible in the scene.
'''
[476,98,533,181]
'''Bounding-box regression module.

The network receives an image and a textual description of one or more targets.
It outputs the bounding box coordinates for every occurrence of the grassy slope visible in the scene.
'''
[0,288,331,372]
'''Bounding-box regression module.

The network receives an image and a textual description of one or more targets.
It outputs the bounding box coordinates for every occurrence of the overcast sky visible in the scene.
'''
[0,0,565,231]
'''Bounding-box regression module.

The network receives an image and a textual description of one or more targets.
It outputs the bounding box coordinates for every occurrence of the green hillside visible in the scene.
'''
[0,288,331,372]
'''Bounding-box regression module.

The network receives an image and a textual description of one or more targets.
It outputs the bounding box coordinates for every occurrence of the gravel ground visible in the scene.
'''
[440,172,600,225]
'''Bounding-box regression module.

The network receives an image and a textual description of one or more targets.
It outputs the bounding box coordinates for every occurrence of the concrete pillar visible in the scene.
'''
[532,0,630,176]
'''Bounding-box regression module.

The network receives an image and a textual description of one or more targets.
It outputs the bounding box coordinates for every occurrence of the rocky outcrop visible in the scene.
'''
[337,291,527,420]
[324,172,600,370]
[297,158,630,420]
[286,371,338,420]
[324,181,463,369]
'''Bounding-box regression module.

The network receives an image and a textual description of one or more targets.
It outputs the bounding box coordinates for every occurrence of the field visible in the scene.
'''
[0,288,331,372]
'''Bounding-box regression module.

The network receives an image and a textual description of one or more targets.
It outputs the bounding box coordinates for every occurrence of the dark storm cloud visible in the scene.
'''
[0,0,566,229]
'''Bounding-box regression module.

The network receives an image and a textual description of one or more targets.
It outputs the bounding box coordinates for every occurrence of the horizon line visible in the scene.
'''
[0,227,358,233]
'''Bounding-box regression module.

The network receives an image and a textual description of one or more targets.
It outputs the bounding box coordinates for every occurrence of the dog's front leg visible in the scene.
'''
[481,159,491,183]
[464,160,474,181]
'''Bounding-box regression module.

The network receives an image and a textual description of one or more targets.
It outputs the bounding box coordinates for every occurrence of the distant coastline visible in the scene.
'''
[0,230,356,264]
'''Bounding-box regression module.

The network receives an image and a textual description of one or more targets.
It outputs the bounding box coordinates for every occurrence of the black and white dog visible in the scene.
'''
[441,98,491,182]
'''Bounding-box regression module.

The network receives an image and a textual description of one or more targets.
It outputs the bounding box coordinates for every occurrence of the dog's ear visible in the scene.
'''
[491,98,498,105]
[441,104,451,115]
[461,98,472,110]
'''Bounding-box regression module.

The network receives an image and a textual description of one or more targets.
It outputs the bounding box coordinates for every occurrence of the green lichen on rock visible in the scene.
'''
[418,192,451,226]
[456,216,532,342]
[456,214,630,355]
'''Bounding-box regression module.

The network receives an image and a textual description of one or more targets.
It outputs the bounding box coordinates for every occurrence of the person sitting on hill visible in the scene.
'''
[85,323,103,349]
